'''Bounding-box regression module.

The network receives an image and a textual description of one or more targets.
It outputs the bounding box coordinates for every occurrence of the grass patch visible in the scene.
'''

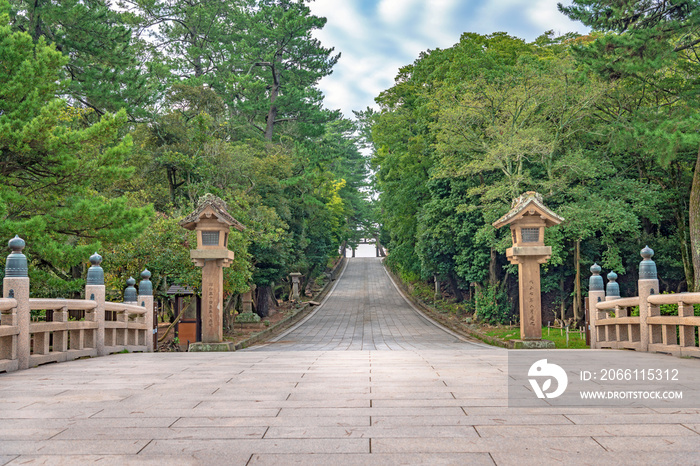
[485,326,589,349]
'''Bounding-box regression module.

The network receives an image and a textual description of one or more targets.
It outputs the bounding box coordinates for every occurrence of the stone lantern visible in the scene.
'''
[289,272,302,302]
[180,194,245,345]
[493,192,564,348]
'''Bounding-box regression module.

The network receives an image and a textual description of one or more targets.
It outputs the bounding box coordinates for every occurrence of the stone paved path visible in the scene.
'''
[251,258,485,351]
[0,258,698,464]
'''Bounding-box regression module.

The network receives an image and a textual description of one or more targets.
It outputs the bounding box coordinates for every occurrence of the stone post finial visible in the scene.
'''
[606,271,620,298]
[84,252,106,356]
[138,269,153,296]
[639,245,657,281]
[137,269,155,352]
[588,262,607,349]
[86,252,104,286]
[637,245,659,351]
[124,277,137,303]
[5,236,28,278]
[4,235,29,370]
[589,263,604,292]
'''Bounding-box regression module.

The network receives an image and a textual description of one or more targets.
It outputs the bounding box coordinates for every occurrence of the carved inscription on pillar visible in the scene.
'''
[528,280,536,329]
[207,281,215,337]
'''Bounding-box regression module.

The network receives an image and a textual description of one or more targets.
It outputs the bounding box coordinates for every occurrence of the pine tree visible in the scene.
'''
[0,3,151,296]
[8,0,156,119]
[560,0,700,290]
[233,0,340,141]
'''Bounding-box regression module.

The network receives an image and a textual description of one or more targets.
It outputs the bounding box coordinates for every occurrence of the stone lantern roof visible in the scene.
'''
[492,191,564,229]
[179,193,245,231]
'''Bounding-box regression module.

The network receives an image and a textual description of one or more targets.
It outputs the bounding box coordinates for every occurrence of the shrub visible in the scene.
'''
[475,285,512,325]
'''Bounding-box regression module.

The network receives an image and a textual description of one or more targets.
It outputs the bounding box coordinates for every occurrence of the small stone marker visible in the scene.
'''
[289,272,302,302]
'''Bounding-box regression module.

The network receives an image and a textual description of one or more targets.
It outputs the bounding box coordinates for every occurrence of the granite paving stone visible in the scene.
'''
[139,438,370,455]
[4,454,253,465]
[247,453,495,465]
[52,426,268,440]
[171,416,371,428]
[264,425,479,439]
[474,423,699,437]
[0,440,149,455]
[370,414,575,427]
[370,436,605,454]
[594,436,700,452]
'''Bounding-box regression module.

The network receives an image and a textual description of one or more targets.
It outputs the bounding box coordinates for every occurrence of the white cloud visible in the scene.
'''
[309,0,590,119]
[418,0,461,47]
[525,0,589,36]
[378,0,422,25]
[310,1,371,44]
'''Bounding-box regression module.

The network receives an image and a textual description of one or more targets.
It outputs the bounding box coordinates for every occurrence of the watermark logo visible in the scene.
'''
[528,359,568,399]
[509,351,693,407]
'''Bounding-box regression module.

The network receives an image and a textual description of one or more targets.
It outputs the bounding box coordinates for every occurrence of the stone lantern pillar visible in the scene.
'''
[180,194,245,345]
[289,273,302,302]
[493,192,564,348]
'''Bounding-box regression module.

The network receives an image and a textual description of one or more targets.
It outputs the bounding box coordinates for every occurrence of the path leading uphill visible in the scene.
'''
[249,257,485,351]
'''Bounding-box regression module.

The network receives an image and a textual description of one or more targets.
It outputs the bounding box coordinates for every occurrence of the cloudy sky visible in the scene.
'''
[307,0,590,119]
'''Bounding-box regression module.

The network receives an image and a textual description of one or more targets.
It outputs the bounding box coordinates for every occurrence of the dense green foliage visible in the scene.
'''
[370,24,700,324]
[0,4,151,297]
[558,0,700,292]
[1,0,371,316]
[8,0,157,119]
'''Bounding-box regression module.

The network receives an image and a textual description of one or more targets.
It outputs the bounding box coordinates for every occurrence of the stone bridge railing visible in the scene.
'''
[1,236,153,373]
[589,246,700,358]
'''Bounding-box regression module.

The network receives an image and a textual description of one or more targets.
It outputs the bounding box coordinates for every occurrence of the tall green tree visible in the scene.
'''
[370,30,679,323]
[229,0,340,141]
[8,0,156,119]
[0,4,151,296]
[122,0,339,141]
[560,0,700,290]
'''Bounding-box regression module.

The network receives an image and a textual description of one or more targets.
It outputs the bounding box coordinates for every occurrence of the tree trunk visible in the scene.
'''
[193,53,203,78]
[448,274,464,303]
[222,294,239,331]
[255,285,275,318]
[689,146,700,291]
[304,265,317,297]
[675,208,693,292]
[573,239,582,323]
[559,276,566,322]
[473,282,482,319]
[488,247,498,286]
[264,64,280,141]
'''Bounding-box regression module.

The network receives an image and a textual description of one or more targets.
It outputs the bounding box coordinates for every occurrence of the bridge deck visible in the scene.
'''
[0,258,698,464]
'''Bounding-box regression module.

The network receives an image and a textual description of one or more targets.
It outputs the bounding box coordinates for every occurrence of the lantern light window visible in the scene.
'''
[521,228,540,243]
[201,231,220,246]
